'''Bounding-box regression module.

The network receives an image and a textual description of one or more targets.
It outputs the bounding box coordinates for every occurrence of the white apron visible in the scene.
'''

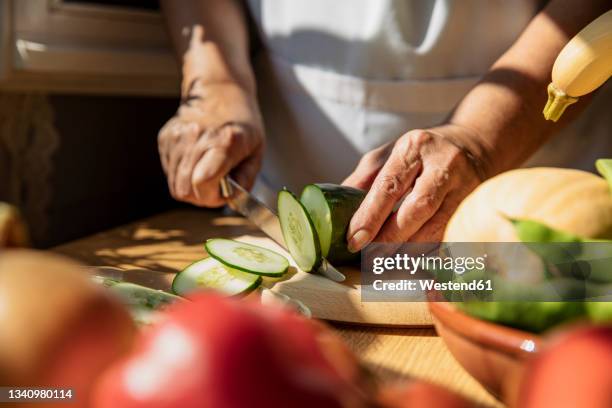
[246,0,612,206]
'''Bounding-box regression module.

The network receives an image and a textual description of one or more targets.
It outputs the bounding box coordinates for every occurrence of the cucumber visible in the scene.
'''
[99,278,181,326]
[102,279,181,309]
[205,238,289,277]
[172,257,261,297]
[278,189,322,272]
[300,183,365,264]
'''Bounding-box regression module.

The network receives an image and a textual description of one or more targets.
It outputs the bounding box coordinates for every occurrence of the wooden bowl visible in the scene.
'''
[428,301,543,399]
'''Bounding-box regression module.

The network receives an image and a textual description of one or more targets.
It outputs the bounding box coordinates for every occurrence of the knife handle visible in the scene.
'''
[220,176,233,199]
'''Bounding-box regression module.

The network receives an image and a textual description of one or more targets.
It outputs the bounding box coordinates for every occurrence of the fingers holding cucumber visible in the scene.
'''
[344,127,484,248]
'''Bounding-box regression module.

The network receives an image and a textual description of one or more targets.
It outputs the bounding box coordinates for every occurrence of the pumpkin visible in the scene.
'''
[441,164,612,332]
[444,167,612,242]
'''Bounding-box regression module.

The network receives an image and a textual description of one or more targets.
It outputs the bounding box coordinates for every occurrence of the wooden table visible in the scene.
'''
[53,209,501,407]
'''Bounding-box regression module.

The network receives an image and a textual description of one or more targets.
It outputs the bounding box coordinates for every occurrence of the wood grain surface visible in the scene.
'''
[53,208,501,407]
[55,208,432,326]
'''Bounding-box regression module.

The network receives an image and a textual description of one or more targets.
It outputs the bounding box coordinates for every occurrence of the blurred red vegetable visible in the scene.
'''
[376,381,471,408]
[93,293,370,408]
[515,325,612,408]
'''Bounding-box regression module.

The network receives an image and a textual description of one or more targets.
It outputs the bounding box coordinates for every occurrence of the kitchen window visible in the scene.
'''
[0,0,179,95]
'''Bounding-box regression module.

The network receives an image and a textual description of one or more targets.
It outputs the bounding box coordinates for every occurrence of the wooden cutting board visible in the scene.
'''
[53,209,432,327]
[235,234,432,326]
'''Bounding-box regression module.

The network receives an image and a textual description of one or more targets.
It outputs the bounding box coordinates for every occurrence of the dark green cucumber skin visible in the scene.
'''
[301,183,365,264]
[236,276,262,297]
[278,189,322,272]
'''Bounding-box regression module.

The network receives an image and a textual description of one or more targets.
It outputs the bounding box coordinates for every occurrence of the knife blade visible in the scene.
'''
[220,176,346,282]
[220,176,285,247]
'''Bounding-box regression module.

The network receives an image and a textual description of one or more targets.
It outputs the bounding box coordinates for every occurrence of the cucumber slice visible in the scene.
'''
[172,257,261,296]
[99,279,181,325]
[205,238,289,277]
[102,279,181,309]
[278,189,322,272]
[300,183,365,263]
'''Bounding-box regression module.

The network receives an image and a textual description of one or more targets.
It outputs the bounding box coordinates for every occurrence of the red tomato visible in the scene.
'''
[377,381,472,408]
[518,325,612,408]
[92,293,367,408]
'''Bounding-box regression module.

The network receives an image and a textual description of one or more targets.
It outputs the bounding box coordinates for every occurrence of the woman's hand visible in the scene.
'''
[343,125,488,249]
[158,81,264,207]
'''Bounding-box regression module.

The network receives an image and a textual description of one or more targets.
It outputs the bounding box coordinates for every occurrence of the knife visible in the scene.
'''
[220,176,346,282]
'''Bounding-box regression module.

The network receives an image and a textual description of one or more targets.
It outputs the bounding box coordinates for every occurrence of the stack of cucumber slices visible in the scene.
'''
[174,183,365,294]
[173,239,289,297]
[93,240,291,324]
[93,183,364,322]
[278,184,365,272]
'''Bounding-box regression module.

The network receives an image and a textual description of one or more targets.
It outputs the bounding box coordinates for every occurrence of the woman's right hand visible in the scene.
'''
[158,81,264,207]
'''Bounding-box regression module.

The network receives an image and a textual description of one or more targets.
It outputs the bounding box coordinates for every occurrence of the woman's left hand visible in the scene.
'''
[343,124,488,250]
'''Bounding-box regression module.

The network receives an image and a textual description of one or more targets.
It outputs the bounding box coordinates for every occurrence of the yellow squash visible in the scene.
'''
[543,10,612,121]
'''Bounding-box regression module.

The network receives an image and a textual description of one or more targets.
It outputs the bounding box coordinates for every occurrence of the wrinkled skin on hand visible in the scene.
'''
[158,81,264,207]
[344,125,486,247]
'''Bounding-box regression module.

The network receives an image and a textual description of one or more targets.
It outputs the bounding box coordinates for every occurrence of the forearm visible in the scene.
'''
[160,0,256,98]
[448,0,610,177]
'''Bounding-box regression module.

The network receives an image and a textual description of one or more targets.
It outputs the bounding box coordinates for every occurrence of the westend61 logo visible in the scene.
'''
[361,242,612,302]
[372,253,487,275]
[362,244,495,301]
